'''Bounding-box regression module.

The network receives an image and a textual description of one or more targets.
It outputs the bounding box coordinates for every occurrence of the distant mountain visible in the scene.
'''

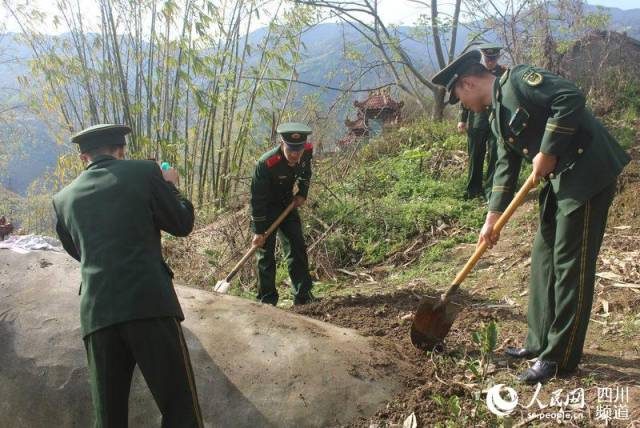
[0,118,66,195]
[247,23,461,90]
[589,4,640,38]
[0,182,21,201]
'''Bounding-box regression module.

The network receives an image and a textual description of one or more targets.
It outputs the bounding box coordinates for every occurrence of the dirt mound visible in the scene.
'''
[293,290,527,427]
[294,262,639,426]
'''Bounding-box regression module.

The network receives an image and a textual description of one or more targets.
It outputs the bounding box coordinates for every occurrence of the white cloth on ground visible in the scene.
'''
[0,235,63,254]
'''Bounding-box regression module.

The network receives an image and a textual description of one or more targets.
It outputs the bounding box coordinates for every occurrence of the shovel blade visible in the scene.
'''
[410,296,461,350]
[213,280,231,294]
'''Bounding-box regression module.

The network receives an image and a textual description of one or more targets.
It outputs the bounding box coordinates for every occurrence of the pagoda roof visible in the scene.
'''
[354,92,404,111]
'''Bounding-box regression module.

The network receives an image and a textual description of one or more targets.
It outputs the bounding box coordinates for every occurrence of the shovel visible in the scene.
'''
[410,173,538,350]
[213,200,297,294]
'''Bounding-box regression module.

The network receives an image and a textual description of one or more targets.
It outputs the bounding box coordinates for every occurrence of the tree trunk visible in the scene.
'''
[432,86,446,121]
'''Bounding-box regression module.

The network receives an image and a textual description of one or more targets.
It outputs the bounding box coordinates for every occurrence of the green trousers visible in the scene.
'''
[84,317,203,428]
[256,209,313,305]
[526,181,616,371]
[465,128,497,200]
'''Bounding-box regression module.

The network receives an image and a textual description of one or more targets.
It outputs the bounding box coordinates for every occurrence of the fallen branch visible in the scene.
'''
[610,282,640,289]
[240,75,395,93]
[337,268,359,278]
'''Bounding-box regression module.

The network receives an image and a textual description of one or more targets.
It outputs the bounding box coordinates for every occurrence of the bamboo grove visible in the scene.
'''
[3,0,316,209]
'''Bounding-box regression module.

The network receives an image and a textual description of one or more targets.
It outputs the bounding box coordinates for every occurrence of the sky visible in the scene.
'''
[1,0,637,34]
[375,0,639,25]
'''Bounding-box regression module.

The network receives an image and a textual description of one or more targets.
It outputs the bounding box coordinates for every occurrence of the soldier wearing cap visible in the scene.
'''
[432,52,630,383]
[250,122,315,306]
[457,43,507,200]
[53,124,203,427]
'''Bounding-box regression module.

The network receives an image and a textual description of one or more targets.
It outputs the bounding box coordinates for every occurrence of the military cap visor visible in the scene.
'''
[479,42,502,51]
[430,50,482,105]
[481,48,501,57]
[71,124,132,153]
[277,122,312,150]
[281,139,307,152]
[479,42,502,59]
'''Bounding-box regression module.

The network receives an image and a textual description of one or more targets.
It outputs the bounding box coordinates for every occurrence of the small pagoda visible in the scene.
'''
[338,88,404,148]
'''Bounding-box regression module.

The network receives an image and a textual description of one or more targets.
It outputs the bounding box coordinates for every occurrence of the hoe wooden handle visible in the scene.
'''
[224,200,297,283]
[441,173,538,302]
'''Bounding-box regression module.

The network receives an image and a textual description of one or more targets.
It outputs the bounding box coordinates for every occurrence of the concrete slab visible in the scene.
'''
[0,250,403,427]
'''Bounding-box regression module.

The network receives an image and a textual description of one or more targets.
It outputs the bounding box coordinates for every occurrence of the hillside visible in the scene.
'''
[2,118,637,427]
[1,2,639,426]
[295,136,640,426]
[0,118,66,195]
[161,108,640,425]
[0,183,23,219]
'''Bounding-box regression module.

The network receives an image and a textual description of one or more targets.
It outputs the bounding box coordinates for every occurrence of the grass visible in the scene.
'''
[609,123,637,151]
[306,119,488,273]
[171,106,634,300]
[389,233,474,286]
[602,76,639,151]
[621,312,640,339]
[299,116,541,292]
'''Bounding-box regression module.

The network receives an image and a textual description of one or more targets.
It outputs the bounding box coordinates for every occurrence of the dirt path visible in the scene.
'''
[293,142,640,427]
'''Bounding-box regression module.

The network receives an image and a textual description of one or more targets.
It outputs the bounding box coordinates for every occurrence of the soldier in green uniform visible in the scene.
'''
[432,51,630,383]
[457,43,507,200]
[53,124,203,427]
[250,122,315,306]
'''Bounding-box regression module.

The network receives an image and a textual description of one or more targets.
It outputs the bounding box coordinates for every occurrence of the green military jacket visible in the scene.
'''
[460,64,507,130]
[53,155,194,337]
[250,144,313,234]
[488,65,631,215]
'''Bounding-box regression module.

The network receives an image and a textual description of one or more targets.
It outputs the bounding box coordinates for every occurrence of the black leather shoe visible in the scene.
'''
[505,347,536,359]
[519,360,558,384]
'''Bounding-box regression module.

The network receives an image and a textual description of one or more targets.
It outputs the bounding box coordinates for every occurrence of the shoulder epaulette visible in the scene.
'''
[304,143,313,153]
[266,154,283,168]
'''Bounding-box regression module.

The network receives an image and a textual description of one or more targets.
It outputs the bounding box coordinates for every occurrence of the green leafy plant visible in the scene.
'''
[471,321,498,381]
[432,393,468,427]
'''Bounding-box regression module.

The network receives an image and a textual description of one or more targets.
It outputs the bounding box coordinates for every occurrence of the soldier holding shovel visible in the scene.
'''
[431,51,630,384]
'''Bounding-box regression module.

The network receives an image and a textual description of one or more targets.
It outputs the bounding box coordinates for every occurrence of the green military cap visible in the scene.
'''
[479,42,503,58]
[431,50,482,105]
[71,124,131,153]
[277,122,312,151]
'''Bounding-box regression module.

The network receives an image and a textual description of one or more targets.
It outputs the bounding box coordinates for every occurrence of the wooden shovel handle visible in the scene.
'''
[224,200,297,283]
[441,173,538,302]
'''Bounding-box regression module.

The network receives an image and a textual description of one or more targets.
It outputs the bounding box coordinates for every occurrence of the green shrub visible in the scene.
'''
[308,118,486,269]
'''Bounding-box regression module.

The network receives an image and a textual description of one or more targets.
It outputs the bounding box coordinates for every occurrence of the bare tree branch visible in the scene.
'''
[240,76,395,92]
[294,0,458,119]
[448,0,462,62]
